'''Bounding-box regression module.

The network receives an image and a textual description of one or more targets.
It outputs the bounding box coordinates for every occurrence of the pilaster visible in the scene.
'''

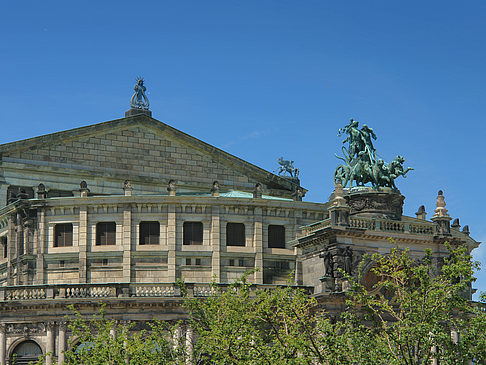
[78,206,88,283]
[46,321,55,365]
[211,205,220,281]
[7,215,15,286]
[57,321,67,365]
[122,205,132,282]
[0,324,5,365]
[253,207,263,284]
[167,204,176,281]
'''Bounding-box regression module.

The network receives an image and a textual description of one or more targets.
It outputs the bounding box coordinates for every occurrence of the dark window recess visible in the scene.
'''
[268,225,286,248]
[226,223,245,246]
[102,259,108,266]
[1,237,7,258]
[186,258,191,265]
[59,260,65,268]
[183,222,203,245]
[229,259,235,266]
[96,222,116,245]
[238,259,245,267]
[195,258,201,266]
[263,260,292,284]
[54,224,73,247]
[139,221,160,245]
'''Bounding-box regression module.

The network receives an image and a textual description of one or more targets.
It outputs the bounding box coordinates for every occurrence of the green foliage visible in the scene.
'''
[34,304,188,365]
[182,272,386,364]
[38,243,486,365]
[344,242,486,364]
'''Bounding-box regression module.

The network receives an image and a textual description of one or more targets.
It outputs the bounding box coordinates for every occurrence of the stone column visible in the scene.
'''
[167,204,177,282]
[0,324,6,365]
[211,205,220,282]
[7,215,16,285]
[253,207,263,284]
[78,206,88,283]
[46,321,55,365]
[35,209,46,284]
[15,212,23,285]
[185,325,193,361]
[122,205,132,282]
[57,321,67,365]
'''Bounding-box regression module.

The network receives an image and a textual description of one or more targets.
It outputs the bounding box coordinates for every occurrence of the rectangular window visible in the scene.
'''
[229,259,235,266]
[238,259,245,267]
[226,223,245,246]
[96,222,116,245]
[186,258,191,265]
[183,222,203,245]
[268,225,286,248]
[195,258,201,266]
[54,223,73,247]
[139,221,160,245]
[1,237,7,258]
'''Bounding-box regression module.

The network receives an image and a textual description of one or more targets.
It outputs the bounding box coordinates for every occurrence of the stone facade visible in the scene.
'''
[0,114,479,364]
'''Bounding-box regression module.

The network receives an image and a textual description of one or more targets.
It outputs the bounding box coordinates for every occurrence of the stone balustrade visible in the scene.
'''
[303,216,437,236]
[0,283,311,302]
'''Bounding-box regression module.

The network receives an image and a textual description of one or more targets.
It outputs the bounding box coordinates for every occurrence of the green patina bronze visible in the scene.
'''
[334,119,413,189]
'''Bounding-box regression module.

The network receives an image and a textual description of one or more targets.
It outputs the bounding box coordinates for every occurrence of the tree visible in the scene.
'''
[36,244,486,364]
[344,242,486,364]
[35,304,188,365]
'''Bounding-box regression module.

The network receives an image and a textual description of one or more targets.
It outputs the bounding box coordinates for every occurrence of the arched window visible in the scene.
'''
[10,340,43,365]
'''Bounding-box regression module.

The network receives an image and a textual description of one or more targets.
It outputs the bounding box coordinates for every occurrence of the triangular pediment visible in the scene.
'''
[0,115,303,197]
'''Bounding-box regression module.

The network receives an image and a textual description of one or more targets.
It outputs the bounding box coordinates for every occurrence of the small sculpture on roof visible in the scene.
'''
[130,77,150,110]
[275,157,299,178]
[334,118,413,189]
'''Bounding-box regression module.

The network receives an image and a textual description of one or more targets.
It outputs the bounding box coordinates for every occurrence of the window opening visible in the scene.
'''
[226,223,245,246]
[268,225,286,248]
[139,221,160,245]
[96,222,116,245]
[183,222,203,245]
[54,223,73,247]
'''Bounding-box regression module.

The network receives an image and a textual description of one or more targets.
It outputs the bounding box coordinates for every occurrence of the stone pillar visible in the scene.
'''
[0,324,6,365]
[432,190,451,236]
[57,321,67,365]
[78,206,88,283]
[15,212,23,285]
[7,215,16,286]
[173,325,183,350]
[167,205,177,281]
[253,207,263,284]
[211,205,220,282]
[185,325,193,361]
[35,209,46,284]
[122,205,132,282]
[329,180,350,227]
[46,321,55,365]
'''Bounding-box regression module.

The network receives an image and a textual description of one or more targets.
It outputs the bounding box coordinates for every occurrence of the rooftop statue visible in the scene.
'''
[130,77,150,110]
[276,157,299,178]
[334,119,413,188]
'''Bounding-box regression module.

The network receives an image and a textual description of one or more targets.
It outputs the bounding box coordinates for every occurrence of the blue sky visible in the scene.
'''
[1,1,485,298]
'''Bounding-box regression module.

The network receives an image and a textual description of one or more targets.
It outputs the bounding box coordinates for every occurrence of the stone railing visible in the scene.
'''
[0,283,311,302]
[302,219,331,236]
[304,216,436,236]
